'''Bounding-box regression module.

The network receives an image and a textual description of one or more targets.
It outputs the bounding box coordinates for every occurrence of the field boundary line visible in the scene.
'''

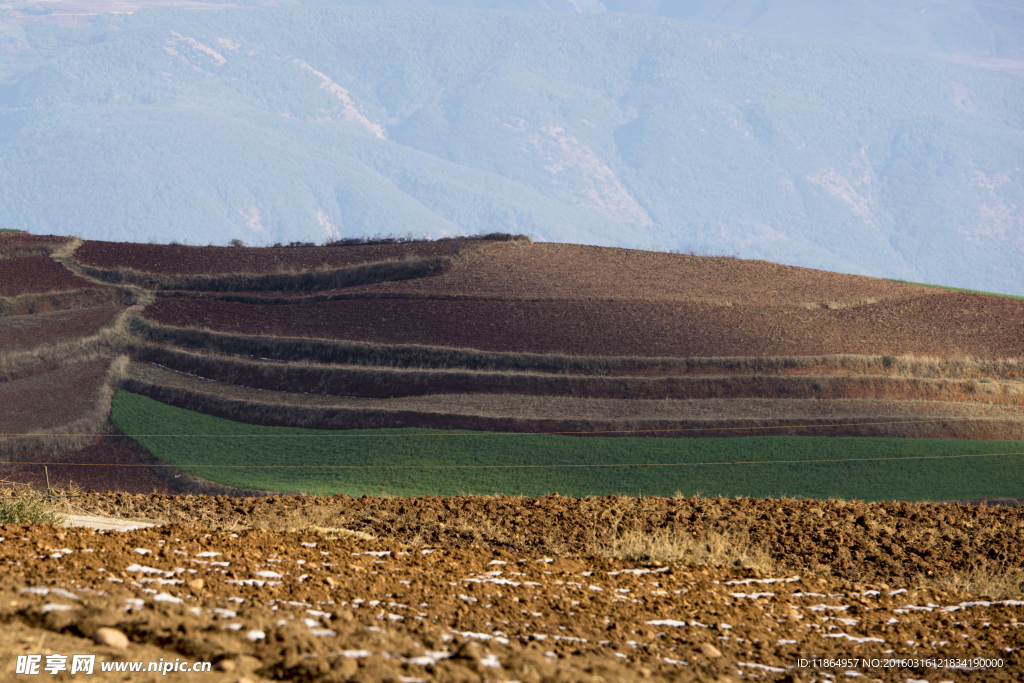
[136,319,1024,379]
[6,415,1024,438]
[4,451,1024,468]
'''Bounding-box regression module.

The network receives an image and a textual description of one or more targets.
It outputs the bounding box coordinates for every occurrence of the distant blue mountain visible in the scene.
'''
[1,4,1022,294]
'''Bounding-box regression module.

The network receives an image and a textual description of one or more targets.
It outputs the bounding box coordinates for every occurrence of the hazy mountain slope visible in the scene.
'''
[1,7,1022,293]
[291,0,1024,67]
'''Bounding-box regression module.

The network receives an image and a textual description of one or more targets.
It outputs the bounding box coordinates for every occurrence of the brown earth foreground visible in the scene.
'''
[2,503,1023,683]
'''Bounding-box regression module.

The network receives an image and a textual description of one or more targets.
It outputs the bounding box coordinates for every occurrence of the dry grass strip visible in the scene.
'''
[591,527,777,574]
[930,566,1024,601]
[73,238,531,292]
[118,377,1024,440]
[1,356,130,460]
[129,344,1024,407]
[0,247,56,260]
[136,319,1024,380]
[0,287,134,317]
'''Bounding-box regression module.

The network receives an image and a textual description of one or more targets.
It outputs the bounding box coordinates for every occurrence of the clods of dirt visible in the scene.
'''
[57,492,1024,588]
[1,524,1021,682]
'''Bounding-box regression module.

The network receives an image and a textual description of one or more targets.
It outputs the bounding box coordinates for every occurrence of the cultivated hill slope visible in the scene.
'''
[2,233,1024,501]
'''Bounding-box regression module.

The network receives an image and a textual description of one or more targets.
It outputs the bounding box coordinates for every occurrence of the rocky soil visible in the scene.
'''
[2,516,1022,682]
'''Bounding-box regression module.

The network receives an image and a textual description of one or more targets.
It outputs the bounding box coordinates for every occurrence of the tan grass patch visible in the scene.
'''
[0,355,130,459]
[591,527,777,573]
[137,319,1024,380]
[931,567,1024,600]
[73,238,530,293]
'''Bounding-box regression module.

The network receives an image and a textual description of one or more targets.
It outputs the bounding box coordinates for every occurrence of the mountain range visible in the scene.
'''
[1,0,1022,293]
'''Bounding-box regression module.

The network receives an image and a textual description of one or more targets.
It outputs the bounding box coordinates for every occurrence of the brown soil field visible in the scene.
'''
[54,492,1024,587]
[343,243,938,306]
[74,240,470,276]
[0,256,104,297]
[2,497,1023,682]
[124,361,1024,440]
[129,344,1024,405]
[144,290,1024,359]
[129,360,1024,421]
[0,287,135,317]
[0,443,175,495]
[0,360,111,434]
[0,232,71,250]
[0,306,122,352]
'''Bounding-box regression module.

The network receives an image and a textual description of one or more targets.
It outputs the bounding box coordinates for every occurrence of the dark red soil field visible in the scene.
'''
[0,233,70,250]
[144,290,1024,359]
[0,443,174,495]
[0,360,110,433]
[74,240,466,275]
[0,306,122,352]
[0,256,104,297]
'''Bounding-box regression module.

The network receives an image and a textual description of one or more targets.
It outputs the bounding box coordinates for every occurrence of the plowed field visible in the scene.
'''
[0,443,174,495]
[343,243,936,305]
[0,360,111,433]
[0,307,122,352]
[0,233,70,250]
[47,492,1024,587]
[144,291,1024,359]
[0,256,104,297]
[127,361,1024,422]
[73,240,465,275]
[2,497,1023,682]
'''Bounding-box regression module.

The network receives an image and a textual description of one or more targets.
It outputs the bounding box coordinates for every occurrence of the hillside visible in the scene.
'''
[3,233,1023,500]
[2,5,1023,294]
[2,235,1024,681]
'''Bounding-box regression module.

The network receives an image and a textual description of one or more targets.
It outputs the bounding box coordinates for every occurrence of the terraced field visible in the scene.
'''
[2,233,1024,682]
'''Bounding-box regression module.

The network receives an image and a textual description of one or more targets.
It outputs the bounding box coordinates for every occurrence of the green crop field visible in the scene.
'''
[882,278,1024,301]
[113,391,1024,501]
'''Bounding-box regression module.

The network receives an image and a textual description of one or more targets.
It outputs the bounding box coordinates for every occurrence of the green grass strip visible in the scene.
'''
[113,391,1024,501]
[883,278,1024,300]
